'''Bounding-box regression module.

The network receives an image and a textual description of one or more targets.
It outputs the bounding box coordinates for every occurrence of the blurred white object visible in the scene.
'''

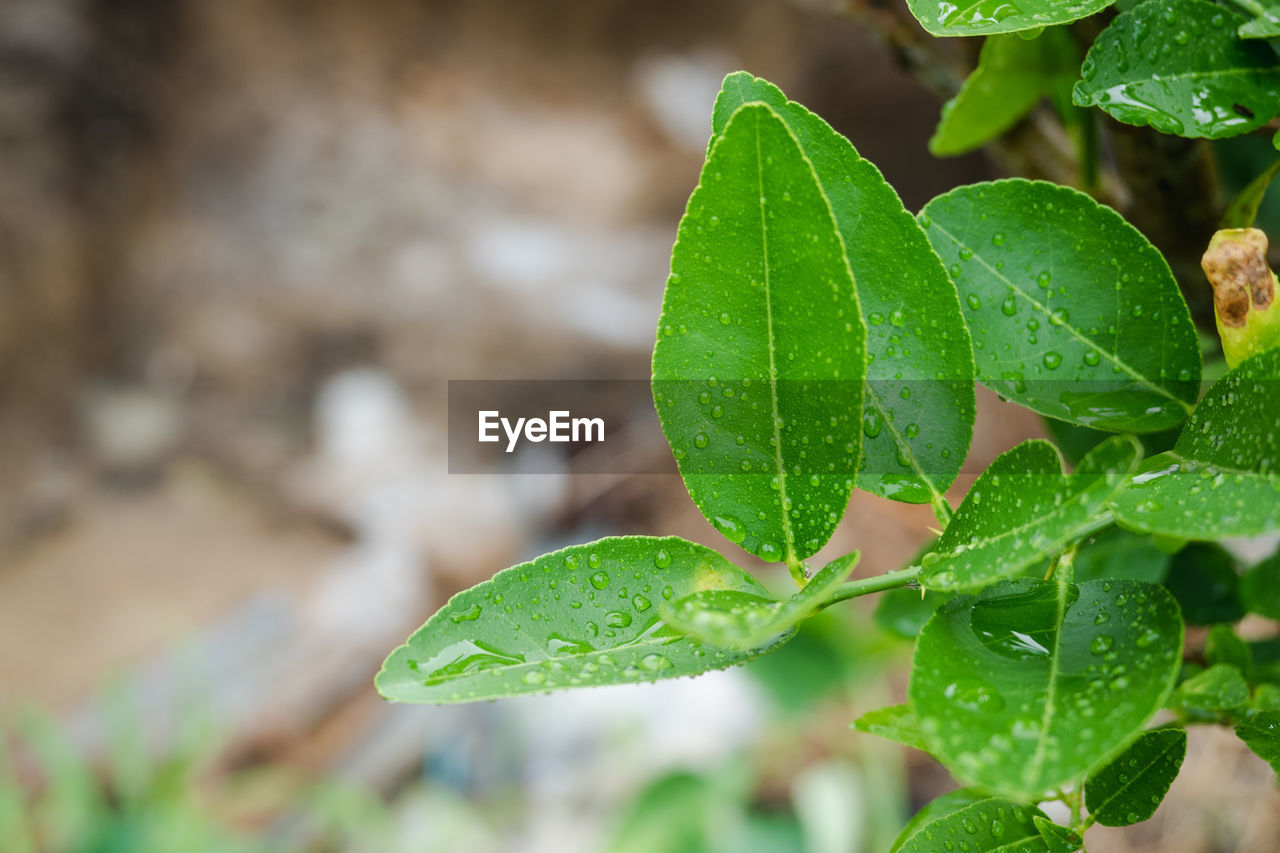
[506,669,766,853]
[632,51,735,152]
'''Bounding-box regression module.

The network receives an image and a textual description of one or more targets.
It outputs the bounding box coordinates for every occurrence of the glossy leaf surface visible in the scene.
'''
[1111,348,1280,539]
[377,537,776,703]
[653,101,867,563]
[905,0,1110,37]
[662,551,858,648]
[898,799,1049,853]
[1083,727,1186,826]
[910,578,1183,796]
[1236,0,1280,38]
[713,73,975,506]
[1033,817,1082,853]
[921,437,1141,591]
[1235,711,1280,774]
[921,180,1201,431]
[889,789,989,853]
[1171,663,1250,712]
[1074,0,1280,139]
[852,704,930,752]
[931,29,1079,156]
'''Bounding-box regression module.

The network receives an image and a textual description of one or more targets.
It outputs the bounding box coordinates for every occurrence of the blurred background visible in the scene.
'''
[1,1,1278,851]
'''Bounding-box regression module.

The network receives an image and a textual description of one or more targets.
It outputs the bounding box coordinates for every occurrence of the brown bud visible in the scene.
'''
[1201,228,1272,329]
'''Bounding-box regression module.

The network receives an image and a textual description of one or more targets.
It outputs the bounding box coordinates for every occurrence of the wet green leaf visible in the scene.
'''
[662,551,858,648]
[852,704,930,752]
[1171,663,1250,712]
[1161,543,1245,624]
[905,0,1110,37]
[1074,0,1280,139]
[1111,348,1280,539]
[920,180,1201,432]
[1033,817,1082,852]
[1229,0,1280,39]
[1029,819,1080,850]
[920,437,1142,592]
[1206,624,1253,675]
[376,537,777,703]
[653,100,867,563]
[910,578,1183,796]
[889,789,990,853]
[713,73,975,507]
[931,29,1080,156]
[1234,710,1280,774]
[1242,548,1280,620]
[897,798,1049,853]
[1083,727,1186,826]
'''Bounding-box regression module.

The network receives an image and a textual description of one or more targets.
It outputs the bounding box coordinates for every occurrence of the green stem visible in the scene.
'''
[821,565,922,607]
[931,494,954,527]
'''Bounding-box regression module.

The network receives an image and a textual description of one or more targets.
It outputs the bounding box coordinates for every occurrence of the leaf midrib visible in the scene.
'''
[1026,572,1070,788]
[928,221,1193,415]
[752,110,798,566]
[865,382,946,504]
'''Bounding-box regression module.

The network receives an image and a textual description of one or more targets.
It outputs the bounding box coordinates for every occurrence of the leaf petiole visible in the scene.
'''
[821,565,922,607]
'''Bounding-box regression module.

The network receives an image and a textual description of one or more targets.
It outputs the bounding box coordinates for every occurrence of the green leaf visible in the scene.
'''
[1110,348,1280,539]
[931,29,1080,156]
[898,799,1049,853]
[1229,0,1280,39]
[1252,683,1280,711]
[1221,158,1280,228]
[889,789,990,853]
[1072,527,1172,585]
[905,0,1110,37]
[1234,710,1280,774]
[653,101,867,563]
[604,771,733,853]
[1083,727,1186,826]
[376,537,778,703]
[745,613,862,715]
[713,73,975,507]
[1251,637,1280,685]
[662,551,859,648]
[1033,817,1082,852]
[920,437,1142,592]
[1161,543,1245,624]
[1171,663,1250,712]
[1206,624,1254,675]
[1242,548,1280,620]
[920,179,1201,432]
[910,578,1183,796]
[853,704,930,752]
[1074,0,1280,139]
